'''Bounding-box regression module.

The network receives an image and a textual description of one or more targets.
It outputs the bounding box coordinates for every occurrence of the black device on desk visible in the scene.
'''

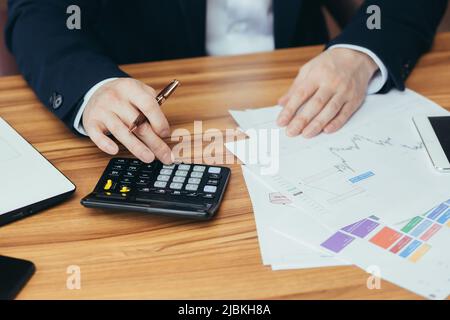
[81,158,231,220]
[0,256,35,300]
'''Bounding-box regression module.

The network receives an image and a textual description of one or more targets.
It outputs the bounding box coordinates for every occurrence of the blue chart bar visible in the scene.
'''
[349,171,375,184]
[399,240,422,258]
[428,203,448,220]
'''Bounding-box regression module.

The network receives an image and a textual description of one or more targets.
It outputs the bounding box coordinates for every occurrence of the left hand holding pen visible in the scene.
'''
[277,48,378,138]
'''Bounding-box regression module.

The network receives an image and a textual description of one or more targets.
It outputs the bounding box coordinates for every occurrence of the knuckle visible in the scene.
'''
[153,141,169,156]
[294,115,308,127]
[312,119,324,129]
[313,95,326,107]
[329,100,341,112]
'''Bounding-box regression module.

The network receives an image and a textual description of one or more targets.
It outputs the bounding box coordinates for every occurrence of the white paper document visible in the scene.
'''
[242,166,349,269]
[227,89,450,228]
[229,89,450,299]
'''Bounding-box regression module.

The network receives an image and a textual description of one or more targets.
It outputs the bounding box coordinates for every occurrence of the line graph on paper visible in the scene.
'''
[327,134,424,173]
[259,130,428,218]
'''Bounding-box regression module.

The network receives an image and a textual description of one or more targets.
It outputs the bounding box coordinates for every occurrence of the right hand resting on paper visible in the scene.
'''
[82,78,174,164]
[277,48,379,138]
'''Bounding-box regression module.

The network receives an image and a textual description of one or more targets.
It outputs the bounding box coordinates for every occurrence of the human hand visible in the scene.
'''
[277,48,379,138]
[82,78,173,164]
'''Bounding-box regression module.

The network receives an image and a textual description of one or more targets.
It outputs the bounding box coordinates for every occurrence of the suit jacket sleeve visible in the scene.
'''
[5,0,128,132]
[326,0,448,92]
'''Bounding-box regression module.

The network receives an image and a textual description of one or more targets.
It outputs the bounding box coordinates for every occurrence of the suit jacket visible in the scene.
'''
[5,0,448,132]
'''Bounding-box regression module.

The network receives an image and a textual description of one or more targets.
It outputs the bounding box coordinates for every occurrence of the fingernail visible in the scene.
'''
[277,116,287,127]
[162,151,173,164]
[286,128,296,137]
[141,150,154,163]
[104,143,117,155]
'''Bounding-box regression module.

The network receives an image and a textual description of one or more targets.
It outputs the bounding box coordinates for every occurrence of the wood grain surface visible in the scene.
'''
[0,32,449,300]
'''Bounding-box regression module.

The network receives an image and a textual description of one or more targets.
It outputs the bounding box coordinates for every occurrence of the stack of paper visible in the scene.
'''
[225,89,450,299]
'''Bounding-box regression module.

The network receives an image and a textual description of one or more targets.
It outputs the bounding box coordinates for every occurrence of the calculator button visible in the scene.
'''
[137,187,152,193]
[160,169,173,175]
[109,170,120,177]
[130,160,141,165]
[136,179,149,185]
[208,173,221,179]
[112,164,124,170]
[139,173,151,179]
[172,176,186,183]
[142,163,153,170]
[170,190,183,196]
[127,166,139,172]
[103,179,113,191]
[163,164,176,169]
[123,171,135,178]
[178,164,191,171]
[120,177,133,184]
[153,189,167,195]
[154,181,167,188]
[208,167,221,174]
[186,192,198,197]
[203,185,217,193]
[185,184,199,191]
[119,185,131,193]
[203,193,214,199]
[193,165,206,172]
[188,178,201,185]
[207,179,219,186]
[175,170,188,177]
[190,171,203,178]
[114,159,127,164]
[170,182,183,190]
[157,175,171,182]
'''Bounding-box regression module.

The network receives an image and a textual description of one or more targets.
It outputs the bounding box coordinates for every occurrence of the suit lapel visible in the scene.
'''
[177,0,207,54]
[273,0,303,48]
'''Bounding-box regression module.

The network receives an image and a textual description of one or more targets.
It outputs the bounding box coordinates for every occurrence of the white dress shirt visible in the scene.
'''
[74,0,388,135]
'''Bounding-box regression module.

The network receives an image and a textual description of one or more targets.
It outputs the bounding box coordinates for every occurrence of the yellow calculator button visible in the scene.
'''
[104,179,113,191]
[119,186,131,193]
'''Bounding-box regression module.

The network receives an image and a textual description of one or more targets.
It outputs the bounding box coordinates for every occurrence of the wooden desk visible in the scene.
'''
[1,33,449,300]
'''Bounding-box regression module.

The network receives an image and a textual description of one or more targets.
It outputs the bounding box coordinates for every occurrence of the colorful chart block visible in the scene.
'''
[401,216,423,233]
[410,219,433,238]
[427,203,448,220]
[341,218,379,238]
[420,224,442,241]
[399,240,422,258]
[370,227,403,249]
[437,209,450,224]
[321,232,355,253]
[390,236,412,254]
[409,244,431,263]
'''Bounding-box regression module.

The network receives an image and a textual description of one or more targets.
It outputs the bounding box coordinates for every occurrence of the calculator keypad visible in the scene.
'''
[96,159,226,205]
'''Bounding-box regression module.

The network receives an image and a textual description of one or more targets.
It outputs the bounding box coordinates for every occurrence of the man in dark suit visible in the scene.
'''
[5,0,448,163]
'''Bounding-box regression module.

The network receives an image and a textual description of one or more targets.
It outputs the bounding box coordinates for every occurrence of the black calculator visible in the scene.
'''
[81,158,231,220]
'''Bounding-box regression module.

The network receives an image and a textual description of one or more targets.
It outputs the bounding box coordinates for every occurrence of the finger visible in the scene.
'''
[277,82,316,127]
[129,83,171,137]
[278,75,303,106]
[112,100,141,128]
[278,94,290,107]
[302,95,345,138]
[286,86,333,137]
[324,100,360,134]
[85,121,119,155]
[135,121,174,165]
[105,114,155,163]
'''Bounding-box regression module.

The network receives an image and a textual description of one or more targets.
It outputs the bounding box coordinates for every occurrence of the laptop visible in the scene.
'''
[0,117,76,227]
